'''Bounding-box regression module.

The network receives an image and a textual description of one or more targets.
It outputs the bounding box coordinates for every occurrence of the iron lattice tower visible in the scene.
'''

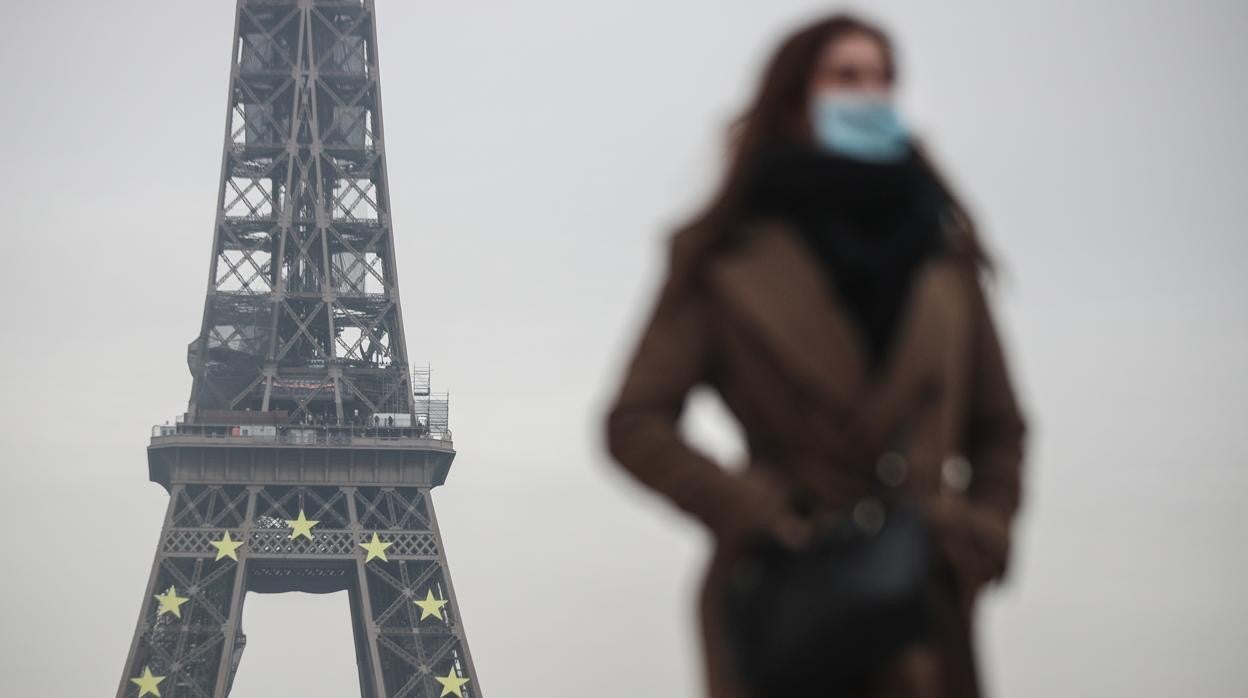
[118,2,482,696]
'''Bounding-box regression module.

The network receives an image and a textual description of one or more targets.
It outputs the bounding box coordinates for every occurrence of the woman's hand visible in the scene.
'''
[713,466,813,550]
[920,493,1012,600]
[768,513,815,550]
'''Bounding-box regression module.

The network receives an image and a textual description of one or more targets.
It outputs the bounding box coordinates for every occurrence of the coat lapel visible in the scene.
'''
[705,220,960,429]
[705,220,870,409]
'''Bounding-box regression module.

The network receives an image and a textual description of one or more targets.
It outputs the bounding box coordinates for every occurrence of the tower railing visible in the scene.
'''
[152,421,452,446]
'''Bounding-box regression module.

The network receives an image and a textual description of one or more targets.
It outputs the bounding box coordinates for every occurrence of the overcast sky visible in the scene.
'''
[1,0,1245,696]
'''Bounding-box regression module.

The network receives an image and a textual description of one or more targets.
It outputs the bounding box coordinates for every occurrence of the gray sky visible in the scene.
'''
[1,0,1245,696]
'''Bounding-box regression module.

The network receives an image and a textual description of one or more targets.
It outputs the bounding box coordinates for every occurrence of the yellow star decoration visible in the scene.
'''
[130,666,165,697]
[153,586,190,618]
[285,509,319,540]
[414,589,448,621]
[434,667,470,697]
[360,532,392,562]
[210,531,244,561]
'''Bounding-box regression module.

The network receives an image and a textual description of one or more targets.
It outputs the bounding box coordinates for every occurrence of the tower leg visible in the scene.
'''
[118,484,482,697]
[348,486,389,696]
[117,484,251,697]
[426,491,485,692]
[349,582,381,698]
[117,486,180,698]
[212,487,258,697]
[349,486,483,697]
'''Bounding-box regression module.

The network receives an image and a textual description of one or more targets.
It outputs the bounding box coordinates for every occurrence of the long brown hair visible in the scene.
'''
[668,13,995,286]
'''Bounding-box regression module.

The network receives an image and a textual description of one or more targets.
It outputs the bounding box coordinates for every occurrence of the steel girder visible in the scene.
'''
[117,483,482,697]
[189,0,417,424]
[121,3,481,696]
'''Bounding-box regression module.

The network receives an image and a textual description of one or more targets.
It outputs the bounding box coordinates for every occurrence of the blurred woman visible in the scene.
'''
[602,12,1028,698]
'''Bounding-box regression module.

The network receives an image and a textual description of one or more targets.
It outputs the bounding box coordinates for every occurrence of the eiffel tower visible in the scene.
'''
[117,2,482,696]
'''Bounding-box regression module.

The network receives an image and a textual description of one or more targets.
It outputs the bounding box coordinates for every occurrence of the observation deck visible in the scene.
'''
[148,418,456,491]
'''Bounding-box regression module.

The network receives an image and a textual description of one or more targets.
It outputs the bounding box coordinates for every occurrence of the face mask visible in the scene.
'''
[809,90,910,163]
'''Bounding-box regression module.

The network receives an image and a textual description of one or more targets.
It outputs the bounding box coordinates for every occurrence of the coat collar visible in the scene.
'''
[704,219,962,425]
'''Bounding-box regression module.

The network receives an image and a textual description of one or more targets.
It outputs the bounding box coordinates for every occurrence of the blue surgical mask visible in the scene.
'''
[810,91,910,163]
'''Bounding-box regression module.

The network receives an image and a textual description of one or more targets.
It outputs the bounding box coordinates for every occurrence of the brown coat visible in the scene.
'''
[603,219,1028,698]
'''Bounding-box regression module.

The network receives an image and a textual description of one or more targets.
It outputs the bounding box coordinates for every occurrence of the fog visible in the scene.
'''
[1,0,1244,695]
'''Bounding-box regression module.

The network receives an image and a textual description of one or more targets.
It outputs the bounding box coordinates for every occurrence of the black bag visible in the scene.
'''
[721,467,941,697]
